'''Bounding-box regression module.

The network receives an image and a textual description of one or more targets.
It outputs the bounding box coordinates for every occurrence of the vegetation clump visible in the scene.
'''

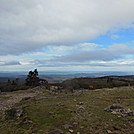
[25,69,48,86]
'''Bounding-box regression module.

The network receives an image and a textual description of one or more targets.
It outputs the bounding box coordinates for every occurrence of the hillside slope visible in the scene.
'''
[0,86,134,134]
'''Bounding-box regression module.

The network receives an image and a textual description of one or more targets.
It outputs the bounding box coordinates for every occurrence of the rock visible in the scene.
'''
[15,107,24,117]
[48,130,63,134]
[104,108,112,112]
[63,124,72,129]
[23,119,33,124]
[77,102,84,105]
[113,126,120,131]
[111,111,118,115]
[104,104,123,112]
[73,122,78,125]
[19,117,33,126]
[121,109,134,117]
[77,132,80,134]
[104,104,134,117]
[22,97,31,101]
[77,106,85,113]
[106,130,113,134]
[109,104,123,109]
[69,129,74,133]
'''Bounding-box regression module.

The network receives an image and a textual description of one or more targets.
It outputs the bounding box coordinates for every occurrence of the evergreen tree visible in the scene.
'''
[25,69,40,86]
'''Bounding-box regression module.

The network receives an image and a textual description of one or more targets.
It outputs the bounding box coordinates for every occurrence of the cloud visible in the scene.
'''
[29,44,134,67]
[0,0,134,55]
[36,59,134,68]
[53,44,134,62]
[46,43,102,54]
[0,61,21,66]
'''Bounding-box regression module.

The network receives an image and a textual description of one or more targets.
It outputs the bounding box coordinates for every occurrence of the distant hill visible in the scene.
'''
[0,77,13,82]
[62,75,134,89]
[0,71,134,83]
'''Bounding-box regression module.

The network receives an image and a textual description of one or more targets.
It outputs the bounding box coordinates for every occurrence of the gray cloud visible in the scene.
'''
[37,60,134,68]
[0,0,134,55]
[0,61,21,66]
[51,44,134,62]
[30,44,134,67]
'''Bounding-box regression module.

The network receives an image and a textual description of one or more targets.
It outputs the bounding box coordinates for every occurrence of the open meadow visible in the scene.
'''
[0,86,134,134]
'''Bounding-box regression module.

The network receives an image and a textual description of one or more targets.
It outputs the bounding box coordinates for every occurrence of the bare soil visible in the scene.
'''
[0,90,40,115]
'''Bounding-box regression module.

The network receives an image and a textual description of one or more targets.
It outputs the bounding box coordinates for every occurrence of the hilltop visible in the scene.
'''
[0,86,134,134]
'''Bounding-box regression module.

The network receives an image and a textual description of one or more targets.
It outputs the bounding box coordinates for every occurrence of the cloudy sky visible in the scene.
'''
[0,0,134,72]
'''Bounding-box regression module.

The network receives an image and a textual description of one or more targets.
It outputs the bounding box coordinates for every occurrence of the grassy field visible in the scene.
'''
[0,86,134,134]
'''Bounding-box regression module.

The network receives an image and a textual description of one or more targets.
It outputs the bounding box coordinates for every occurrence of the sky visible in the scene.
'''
[0,0,134,72]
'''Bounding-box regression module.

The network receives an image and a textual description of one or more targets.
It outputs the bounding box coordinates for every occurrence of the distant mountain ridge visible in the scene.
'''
[0,71,134,83]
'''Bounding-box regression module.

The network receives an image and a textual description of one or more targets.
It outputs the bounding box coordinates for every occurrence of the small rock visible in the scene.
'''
[77,106,85,113]
[73,122,78,125]
[104,108,112,112]
[106,130,113,134]
[23,119,33,124]
[69,129,74,133]
[111,111,118,114]
[109,104,123,109]
[77,102,84,105]
[19,117,33,126]
[63,124,72,129]
[113,126,120,131]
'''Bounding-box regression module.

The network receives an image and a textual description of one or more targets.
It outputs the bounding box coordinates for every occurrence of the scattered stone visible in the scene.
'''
[109,104,123,109]
[121,108,134,116]
[104,108,112,112]
[69,129,74,133]
[77,132,80,134]
[16,107,24,117]
[77,106,85,113]
[19,117,33,126]
[23,119,33,125]
[77,102,84,105]
[104,104,134,117]
[73,122,78,125]
[63,124,72,129]
[106,130,113,134]
[48,130,63,134]
[113,126,120,131]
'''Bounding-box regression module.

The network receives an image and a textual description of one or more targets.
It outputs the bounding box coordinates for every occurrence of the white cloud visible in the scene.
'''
[0,0,134,55]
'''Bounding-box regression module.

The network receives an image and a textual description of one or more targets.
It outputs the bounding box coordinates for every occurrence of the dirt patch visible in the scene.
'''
[0,90,40,115]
